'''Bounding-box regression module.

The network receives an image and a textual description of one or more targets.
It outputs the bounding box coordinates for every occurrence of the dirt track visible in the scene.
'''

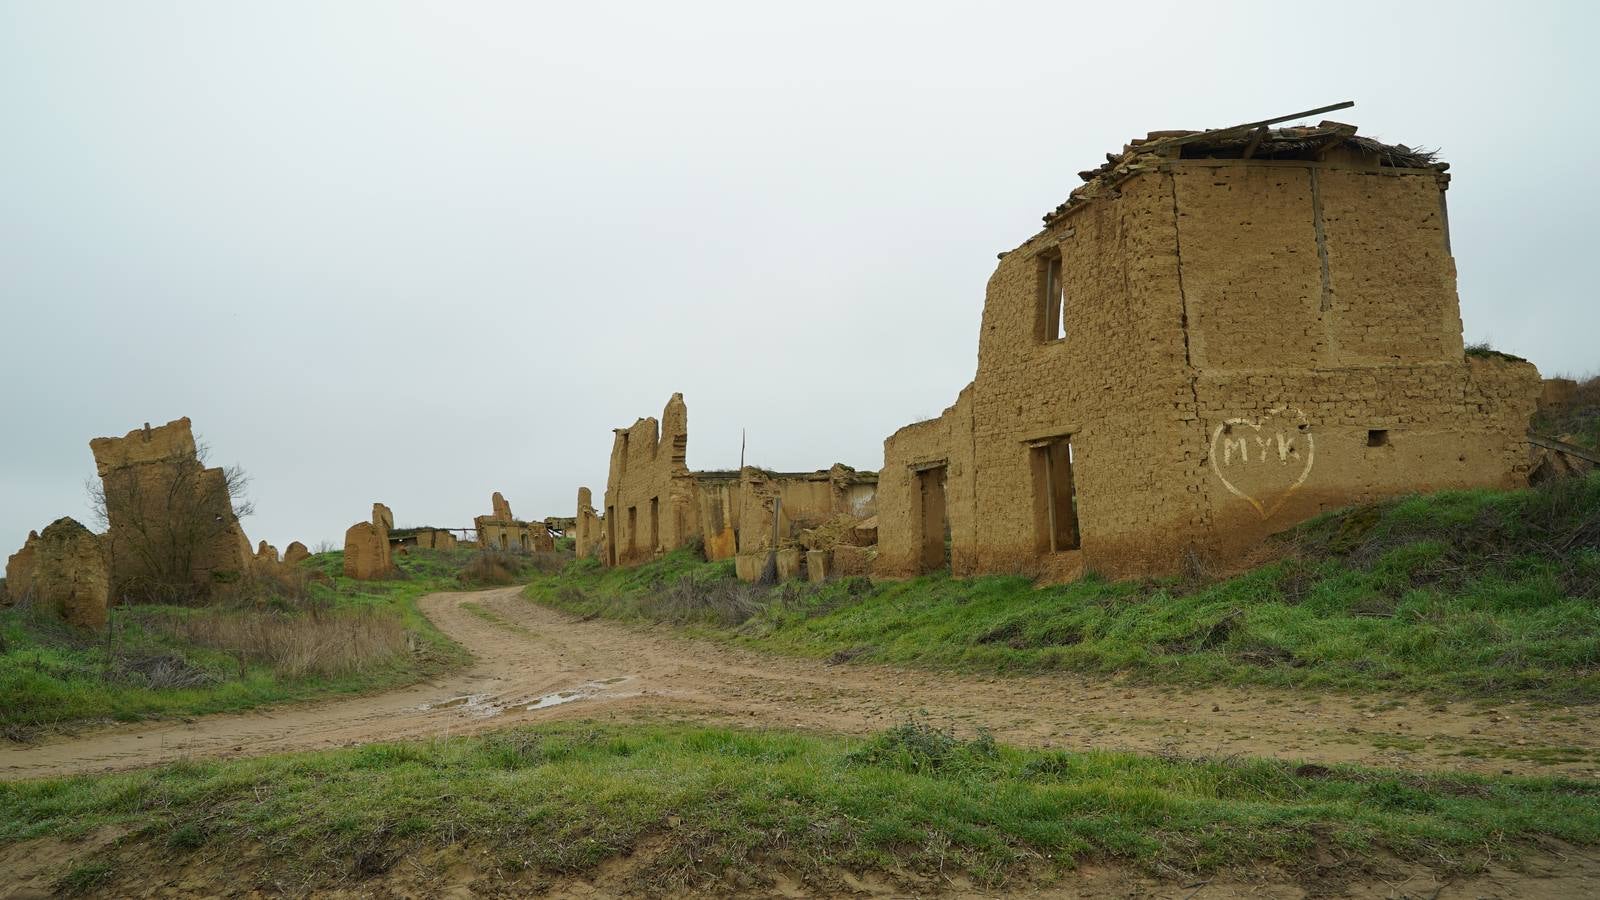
[7,587,1600,780]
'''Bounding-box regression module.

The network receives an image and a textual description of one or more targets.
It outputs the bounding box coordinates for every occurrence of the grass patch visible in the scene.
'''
[2,720,1597,891]
[527,476,1600,701]
[0,549,477,731]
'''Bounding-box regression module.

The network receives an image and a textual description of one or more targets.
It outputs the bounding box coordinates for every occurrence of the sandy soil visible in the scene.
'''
[5,586,1600,781]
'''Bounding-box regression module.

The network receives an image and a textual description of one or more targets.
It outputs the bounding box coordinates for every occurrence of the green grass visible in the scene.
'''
[528,475,1600,701]
[3,720,1597,890]
[0,550,474,731]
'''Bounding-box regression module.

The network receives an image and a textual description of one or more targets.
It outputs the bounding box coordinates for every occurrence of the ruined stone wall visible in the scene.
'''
[344,503,394,580]
[90,418,252,598]
[411,529,458,551]
[954,168,1200,580]
[603,394,699,566]
[31,518,110,629]
[733,466,879,554]
[877,385,977,576]
[475,493,554,553]
[693,476,741,561]
[4,530,40,605]
[878,156,1539,581]
[282,542,311,566]
[600,394,878,569]
[574,487,603,559]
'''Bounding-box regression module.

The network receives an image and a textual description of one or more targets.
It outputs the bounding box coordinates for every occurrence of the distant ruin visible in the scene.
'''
[389,528,459,552]
[474,492,554,552]
[89,418,253,598]
[875,108,1540,581]
[343,502,394,580]
[588,393,877,575]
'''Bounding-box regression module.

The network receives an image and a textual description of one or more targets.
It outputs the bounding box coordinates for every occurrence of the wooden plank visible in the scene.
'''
[1529,432,1600,466]
[1240,125,1269,159]
[1133,101,1355,158]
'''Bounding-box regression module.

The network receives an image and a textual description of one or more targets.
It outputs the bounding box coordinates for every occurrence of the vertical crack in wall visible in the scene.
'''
[1167,170,1210,532]
[1310,167,1334,312]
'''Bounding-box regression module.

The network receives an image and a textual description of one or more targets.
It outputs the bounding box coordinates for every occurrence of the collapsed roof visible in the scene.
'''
[1043,101,1444,226]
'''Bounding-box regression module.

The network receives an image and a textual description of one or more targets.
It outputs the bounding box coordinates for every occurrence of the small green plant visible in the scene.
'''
[55,860,114,894]
[848,718,997,775]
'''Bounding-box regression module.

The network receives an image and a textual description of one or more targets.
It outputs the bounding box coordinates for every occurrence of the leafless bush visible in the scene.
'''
[86,440,254,602]
[638,575,765,626]
[142,607,408,678]
[458,550,522,586]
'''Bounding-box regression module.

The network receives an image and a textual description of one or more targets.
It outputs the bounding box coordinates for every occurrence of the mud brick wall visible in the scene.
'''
[876,154,1539,581]
[603,394,700,566]
[89,417,252,594]
[601,395,879,569]
[574,487,603,559]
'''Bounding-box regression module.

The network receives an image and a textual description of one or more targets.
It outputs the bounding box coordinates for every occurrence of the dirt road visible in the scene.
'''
[7,587,1599,780]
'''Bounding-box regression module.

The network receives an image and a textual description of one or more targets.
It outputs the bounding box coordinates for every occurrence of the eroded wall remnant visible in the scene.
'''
[390,528,459,552]
[282,542,311,566]
[4,530,40,605]
[90,417,252,598]
[877,113,1540,582]
[343,502,394,580]
[596,393,877,573]
[474,493,554,552]
[29,517,111,629]
[574,487,604,559]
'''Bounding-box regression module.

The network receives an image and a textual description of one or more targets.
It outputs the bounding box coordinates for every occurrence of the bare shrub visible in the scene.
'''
[87,441,255,603]
[458,550,524,586]
[638,575,764,626]
[143,608,408,678]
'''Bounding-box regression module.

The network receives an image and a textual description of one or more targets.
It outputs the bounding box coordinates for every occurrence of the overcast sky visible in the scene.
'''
[2,1,1594,555]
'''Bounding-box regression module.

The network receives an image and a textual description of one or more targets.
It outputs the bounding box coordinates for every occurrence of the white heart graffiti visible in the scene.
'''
[1208,407,1315,519]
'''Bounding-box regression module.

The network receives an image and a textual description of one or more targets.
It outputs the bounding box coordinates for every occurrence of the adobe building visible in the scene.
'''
[474,492,555,552]
[590,393,877,568]
[389,527,461,552]
[876,107,1540,581]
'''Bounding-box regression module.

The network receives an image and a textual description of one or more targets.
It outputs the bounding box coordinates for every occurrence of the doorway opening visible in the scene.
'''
[916,464,949,573]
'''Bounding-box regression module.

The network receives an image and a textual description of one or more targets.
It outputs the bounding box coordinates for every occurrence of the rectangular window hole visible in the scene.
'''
[1367,429,1390,448]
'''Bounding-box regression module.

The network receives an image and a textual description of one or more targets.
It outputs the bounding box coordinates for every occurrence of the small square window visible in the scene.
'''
[1367,429,1390,448]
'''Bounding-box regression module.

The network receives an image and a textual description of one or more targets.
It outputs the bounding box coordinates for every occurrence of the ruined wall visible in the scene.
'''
[90,418,252,597]
[574,487,603,559]
[411,529,458,551]
[600,394,878,570]
[733,466,879,554]
[253,541,280,570]
[4,530,40,605]
[475,493,554,553]
[877,385,977,577]
[603,394,699,566]
[30,518,110,630]
[878,153,1539,581]
[282,542,311,566]
[344,502,394,580]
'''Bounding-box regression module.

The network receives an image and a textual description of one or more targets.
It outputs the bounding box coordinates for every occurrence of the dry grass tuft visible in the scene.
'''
[144,608,408,678]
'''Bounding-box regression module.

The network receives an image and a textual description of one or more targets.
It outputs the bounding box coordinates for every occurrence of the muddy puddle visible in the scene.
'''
[421,677,635,718]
